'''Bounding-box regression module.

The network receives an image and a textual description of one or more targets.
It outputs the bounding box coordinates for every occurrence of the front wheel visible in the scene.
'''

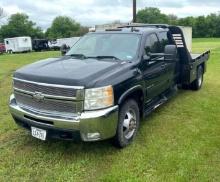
[191,66,204,90]
[113,99,140,148]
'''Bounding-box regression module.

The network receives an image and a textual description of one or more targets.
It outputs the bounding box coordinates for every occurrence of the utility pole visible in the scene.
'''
[133,0,137,23]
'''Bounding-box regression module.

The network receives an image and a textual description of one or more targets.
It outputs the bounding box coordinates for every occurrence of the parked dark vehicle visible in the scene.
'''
[9,24,210,148]
[32,39,49,52]
[0,43,6,54]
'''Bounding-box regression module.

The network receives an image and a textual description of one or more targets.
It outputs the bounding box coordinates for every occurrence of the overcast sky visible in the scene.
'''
[1,0,220,30]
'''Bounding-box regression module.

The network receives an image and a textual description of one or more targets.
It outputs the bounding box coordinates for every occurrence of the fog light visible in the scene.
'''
[87,133,100,141]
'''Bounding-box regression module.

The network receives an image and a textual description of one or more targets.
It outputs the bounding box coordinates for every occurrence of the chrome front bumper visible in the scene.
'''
[9,94,118,141]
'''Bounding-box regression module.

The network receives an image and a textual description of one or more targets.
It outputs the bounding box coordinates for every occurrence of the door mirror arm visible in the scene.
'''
[143,51,177,63]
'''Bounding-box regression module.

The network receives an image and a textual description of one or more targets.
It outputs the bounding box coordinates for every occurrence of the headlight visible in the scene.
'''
[84,85,114,110]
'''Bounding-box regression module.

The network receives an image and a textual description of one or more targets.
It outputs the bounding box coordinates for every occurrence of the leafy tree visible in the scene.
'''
[1,7,220,41]
[194,16,209,38]
[167,14,178,25]
[136,7,220,38]
[178,16,195,27]
[178,16,197,37]
[206,13,220,37]
[136,7,169,24]
[0,13,44,41]
[75,26,89,36]
[46,16,81,39]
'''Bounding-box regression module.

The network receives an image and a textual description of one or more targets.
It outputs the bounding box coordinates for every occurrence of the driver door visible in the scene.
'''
[140,33,168,100]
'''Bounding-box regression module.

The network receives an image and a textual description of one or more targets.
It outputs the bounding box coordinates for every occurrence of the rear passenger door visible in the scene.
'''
[140,33,168,100]
[158,31,177,88]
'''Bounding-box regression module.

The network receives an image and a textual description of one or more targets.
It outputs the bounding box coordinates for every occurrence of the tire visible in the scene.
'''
[181,84,189,90]
[113,99,140,148]
[191,66,204,90]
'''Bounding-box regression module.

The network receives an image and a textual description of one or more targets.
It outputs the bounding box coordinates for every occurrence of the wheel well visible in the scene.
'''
[199,63,205,73]
[119,90,144,118]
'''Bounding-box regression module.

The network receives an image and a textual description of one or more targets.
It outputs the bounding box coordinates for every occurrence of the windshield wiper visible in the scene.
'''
[67,54,121,61]
[88,56,121,61]
[67,54,87,59]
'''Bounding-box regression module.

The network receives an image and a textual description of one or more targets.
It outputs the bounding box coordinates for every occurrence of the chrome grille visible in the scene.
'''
[13,78,84,116]
[15,92,83,115]
[13,78,83,98]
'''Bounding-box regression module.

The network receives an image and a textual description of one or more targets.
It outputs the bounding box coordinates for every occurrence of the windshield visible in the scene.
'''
[66,33,140,61]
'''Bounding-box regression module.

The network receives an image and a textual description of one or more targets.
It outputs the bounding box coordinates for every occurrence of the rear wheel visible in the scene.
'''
[191,66,204,90]
[113,99,140,148]
[181,84,189,90]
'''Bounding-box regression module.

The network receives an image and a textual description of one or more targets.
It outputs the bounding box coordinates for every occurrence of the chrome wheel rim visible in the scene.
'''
[123,108,137,140]
[198,72,202,87]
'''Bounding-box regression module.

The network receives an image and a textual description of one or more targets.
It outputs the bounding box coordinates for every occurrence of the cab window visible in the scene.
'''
[144,34,160,55]
[158,31,169,52]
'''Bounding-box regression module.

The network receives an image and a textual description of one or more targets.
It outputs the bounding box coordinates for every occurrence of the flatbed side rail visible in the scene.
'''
[192,50,211,62]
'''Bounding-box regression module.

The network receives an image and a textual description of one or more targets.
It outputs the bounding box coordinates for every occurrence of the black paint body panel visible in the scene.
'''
[13,26,210,109]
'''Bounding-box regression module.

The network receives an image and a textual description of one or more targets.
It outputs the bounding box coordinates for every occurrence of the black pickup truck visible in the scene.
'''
[9,24,210,148]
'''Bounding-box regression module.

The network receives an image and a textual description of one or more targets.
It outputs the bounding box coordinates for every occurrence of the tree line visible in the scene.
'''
[0,13,89,42]
[1,7,220,42]
[136,7,220,38]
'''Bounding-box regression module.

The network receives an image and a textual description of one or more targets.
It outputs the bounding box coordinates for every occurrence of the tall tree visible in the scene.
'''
[136,7,169,24]
[167,14,178,25]
[194,16,208,38]
[75,26,89,36]
[0,13,44,40]
[178,16,195,27]
[46,16,81,39]
[206,13,220,37]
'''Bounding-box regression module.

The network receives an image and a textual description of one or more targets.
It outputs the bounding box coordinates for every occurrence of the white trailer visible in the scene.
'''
[4,37,32,53]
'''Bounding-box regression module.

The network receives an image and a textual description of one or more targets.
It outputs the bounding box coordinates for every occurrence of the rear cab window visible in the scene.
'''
[158,31,175,52]
[158,31,169,52]
[144,33,161,55]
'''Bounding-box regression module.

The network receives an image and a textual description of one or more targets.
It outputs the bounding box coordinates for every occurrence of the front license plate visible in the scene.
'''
[31,127,47,141]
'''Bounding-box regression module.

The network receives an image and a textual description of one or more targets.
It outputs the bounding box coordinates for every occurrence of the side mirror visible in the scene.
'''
[164,45,177,61]
[60,44,70,56]
[61,49,67,56]
[143,54,150,61]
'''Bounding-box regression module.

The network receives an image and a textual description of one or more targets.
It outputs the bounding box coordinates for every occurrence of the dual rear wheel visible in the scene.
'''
[181,66,204,90]
[191,66,204,90]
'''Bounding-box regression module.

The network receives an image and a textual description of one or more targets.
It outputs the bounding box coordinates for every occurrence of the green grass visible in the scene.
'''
[0,39,220,181]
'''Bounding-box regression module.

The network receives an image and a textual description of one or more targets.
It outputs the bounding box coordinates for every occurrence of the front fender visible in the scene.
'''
[118,85,144,105]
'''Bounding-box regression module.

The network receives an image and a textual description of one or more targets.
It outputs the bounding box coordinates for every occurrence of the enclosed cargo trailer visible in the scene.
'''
[4,37,32,53]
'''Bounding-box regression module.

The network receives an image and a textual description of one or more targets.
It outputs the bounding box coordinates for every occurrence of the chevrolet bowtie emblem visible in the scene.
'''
[33,92,44,102]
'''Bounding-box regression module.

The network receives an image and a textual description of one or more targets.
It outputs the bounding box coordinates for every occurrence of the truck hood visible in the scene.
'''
[14,57,130,88]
